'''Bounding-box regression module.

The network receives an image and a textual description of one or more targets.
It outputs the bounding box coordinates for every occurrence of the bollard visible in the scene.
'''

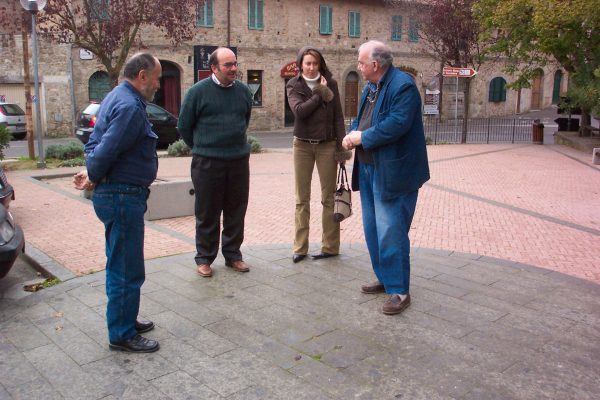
[532,119,544,144]
[593,148,600,165]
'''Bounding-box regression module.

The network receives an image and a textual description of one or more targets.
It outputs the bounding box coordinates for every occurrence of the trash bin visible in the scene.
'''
[532,120,544,144]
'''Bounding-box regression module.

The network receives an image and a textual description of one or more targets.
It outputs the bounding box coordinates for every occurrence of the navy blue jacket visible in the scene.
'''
[350,67,430,200]
[85,81,158,187]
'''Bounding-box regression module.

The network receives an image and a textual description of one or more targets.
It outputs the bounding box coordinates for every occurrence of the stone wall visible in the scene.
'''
[0,0,569,136]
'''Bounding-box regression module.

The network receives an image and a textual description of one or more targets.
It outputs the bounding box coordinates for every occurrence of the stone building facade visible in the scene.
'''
[0,0,567,137]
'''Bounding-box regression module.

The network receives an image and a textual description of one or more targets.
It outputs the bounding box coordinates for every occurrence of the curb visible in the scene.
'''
[21,241,77,283]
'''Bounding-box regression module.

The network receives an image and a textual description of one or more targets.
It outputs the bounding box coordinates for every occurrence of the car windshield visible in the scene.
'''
[0,104,25,115]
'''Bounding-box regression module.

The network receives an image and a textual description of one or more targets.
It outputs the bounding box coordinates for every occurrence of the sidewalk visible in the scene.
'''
[1,143,599,399]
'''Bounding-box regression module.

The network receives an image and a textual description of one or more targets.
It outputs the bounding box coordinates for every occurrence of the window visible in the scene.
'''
[320,5,333,35]
[488,77,507,102]
[409,17,419,42]
[348,11,360,38]
[88,71,111,102]
[90,0,110,21]
[197,0,213,27]
[247,70,262,107]
[248,0,264,30]
[391,15,402,41]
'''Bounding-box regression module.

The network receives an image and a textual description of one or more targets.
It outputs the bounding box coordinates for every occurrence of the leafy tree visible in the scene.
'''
[475,0,600,130]
[31,0,203,86]
[386,0,491,142]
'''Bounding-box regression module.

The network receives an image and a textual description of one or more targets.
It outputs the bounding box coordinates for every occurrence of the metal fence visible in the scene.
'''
[345,117,536,144]
[423,117,535,144]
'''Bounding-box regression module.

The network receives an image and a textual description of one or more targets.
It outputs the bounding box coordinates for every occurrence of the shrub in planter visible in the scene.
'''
[248,135,262,153]
[0,125,11,161]
[46,141,84,160]
[167,139,191,157]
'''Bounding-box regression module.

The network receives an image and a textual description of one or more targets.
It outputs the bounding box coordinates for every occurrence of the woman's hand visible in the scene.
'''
[320,76,328,86]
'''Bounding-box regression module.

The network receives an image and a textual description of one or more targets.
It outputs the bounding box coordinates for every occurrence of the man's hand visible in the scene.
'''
[342,130,362,150]
[73,170,96,191]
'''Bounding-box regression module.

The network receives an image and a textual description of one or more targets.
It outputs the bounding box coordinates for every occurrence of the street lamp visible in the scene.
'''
[20,0,47,168]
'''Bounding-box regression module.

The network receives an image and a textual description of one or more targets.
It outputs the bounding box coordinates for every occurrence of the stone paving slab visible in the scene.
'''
[2,246,600,399]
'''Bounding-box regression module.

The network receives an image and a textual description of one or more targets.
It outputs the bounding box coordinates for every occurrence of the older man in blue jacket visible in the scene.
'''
[343,41,430,315]
[74,53,162,351]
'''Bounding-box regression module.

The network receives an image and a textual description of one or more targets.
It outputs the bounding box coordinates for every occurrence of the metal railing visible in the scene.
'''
[345,116,536,144]
[424,117,535,144]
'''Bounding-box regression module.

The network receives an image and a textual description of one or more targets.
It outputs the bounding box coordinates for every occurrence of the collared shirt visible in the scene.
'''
[211,73,235,88]
[355,81,382,164]
[84,81,158,187]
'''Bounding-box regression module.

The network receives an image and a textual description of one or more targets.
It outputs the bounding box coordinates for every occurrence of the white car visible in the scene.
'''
[0,103,27,140]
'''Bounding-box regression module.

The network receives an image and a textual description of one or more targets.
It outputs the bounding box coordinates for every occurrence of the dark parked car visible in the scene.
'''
[74,102,180,147]
[0,169,24,279]
[0,168,15,209]
[0,102,27,140]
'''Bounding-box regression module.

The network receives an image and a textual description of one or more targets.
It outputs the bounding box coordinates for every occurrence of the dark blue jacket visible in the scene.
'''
[350,67,430,200]
[85,81,158,187]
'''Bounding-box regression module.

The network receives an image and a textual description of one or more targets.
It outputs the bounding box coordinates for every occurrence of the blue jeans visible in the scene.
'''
[359,163,418,295]
[93,183,149,343]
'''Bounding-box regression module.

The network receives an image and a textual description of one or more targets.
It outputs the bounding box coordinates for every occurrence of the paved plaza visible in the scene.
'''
[1,143,599,399]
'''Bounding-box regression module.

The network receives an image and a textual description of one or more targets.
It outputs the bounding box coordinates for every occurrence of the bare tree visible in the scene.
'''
[386,0,491,142]
[34,0,204,86]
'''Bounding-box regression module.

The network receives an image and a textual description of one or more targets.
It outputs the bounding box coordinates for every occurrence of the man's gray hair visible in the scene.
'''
[360,40,393,69]
[123,53,157,79]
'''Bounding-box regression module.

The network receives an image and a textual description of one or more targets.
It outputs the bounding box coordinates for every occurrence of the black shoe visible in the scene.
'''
[311,252,338,260]
[110,334,159,353]
[135,319,155,334]
[293,254,306,263]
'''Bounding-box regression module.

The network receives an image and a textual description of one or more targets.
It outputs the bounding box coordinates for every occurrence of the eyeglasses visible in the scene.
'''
[358,60,376,68]
[219,62,239,69]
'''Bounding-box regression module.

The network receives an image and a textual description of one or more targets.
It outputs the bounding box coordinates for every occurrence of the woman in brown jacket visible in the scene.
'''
[286,46,350,263]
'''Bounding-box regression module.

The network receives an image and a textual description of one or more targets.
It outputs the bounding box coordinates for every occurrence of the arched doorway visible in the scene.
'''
[531,70,544,110]
[155,60,181,116]
[345,71,359,118]
[552,70,563,104]
[88,71,111,102]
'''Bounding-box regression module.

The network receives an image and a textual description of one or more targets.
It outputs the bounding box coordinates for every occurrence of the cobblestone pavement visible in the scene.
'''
[1,246,600,399]
[0,143,599,399]
[8,143,600,282]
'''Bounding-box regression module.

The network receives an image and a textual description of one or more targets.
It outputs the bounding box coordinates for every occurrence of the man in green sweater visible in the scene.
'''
[178,47,253,278]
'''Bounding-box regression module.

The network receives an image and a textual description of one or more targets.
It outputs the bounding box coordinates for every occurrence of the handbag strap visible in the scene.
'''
[337,164,349,189]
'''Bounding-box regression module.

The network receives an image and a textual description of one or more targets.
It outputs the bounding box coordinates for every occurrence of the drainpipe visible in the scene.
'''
[68,44,77,134]
[227,0,231,47]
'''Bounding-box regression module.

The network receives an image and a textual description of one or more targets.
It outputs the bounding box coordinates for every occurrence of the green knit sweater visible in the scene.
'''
[178,78,253,159]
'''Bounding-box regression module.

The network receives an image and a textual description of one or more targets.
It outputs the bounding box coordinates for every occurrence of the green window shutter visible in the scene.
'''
[91,0,110,21]
[207,0,214,26]
[257,0,264,29]
[392,15,402,41]
[249,0,264,30]
[349,11,360,38]
[197,0,213,27]
[489,77,507,102]
[409,17,419,42]
[320,5,332,35]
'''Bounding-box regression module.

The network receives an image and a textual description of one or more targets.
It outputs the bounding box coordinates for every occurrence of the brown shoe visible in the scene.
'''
[382,294,411,315]
[361,281,385,294]
[197,264,212,277]
[225,260,250,272]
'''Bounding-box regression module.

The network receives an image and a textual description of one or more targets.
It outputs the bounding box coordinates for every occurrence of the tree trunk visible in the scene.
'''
[580,111,592,136]
[21,13,35,159]
[461,78,472,144]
